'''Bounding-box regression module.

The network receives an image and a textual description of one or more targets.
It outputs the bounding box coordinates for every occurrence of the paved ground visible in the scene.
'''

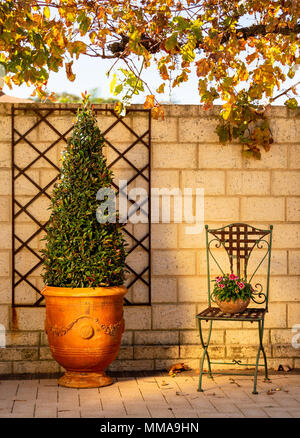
[0,371,299,418]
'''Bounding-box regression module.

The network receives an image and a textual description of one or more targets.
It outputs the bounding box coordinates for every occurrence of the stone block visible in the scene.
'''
[0,224,11,249]
[151,170,179,189]
[179,329,224,345]
[272,171,300,195]
[289,144,300,169]
[270,276,300,302]
[0,347,38,361]
[269,118,300,143]
[289,250,300,274]
[287,303,300,328]
[287,198,300,221]
[152,250,196,275]
[244,143,288,169]
[134,345,179,359]
[12,360,60,374]
[204,197,239,222]
[151,224,177,249]
[0,197,10,222]
[226,329,268,345]
[178,117,219,143]
[227,171,270,195]
[198,143,242,168]
[151,277,177,303]
[0,171,11,196]
[0,252,9,277]
[180,345,225,359]
[272,225,300,248]
[15,307,45,331]
[241,197,285,222]
[264,303,287,328]
[177,276,207,302]
[181,170,225,195]
[152,117,178,142]
[153,143,197,169]
[0,142,11,168]
[123,306,151,330]
[0,115,11,142]
[134,330,179,345]
[107,359,154,371]
[152,304,196,330]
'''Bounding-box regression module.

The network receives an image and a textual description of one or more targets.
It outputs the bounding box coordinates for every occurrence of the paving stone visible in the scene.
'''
[0,373,299,418]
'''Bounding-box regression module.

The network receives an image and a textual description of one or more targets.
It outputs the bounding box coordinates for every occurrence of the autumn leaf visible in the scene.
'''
[196,59,210,77]
[152,105,164,120]
[144,94,155,109]
[43,6,50,20]
[65,62,76,82]
[156,83,165,94]
[168,363,191,376]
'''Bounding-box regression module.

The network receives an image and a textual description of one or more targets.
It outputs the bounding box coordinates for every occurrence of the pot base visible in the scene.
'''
[58,371,113,388]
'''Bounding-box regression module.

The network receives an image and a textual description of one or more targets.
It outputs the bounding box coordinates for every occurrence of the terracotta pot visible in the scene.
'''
[215,296,250,314]
[42,285,127,388]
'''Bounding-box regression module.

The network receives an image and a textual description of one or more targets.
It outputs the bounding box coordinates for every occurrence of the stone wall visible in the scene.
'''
[0,102,299,376]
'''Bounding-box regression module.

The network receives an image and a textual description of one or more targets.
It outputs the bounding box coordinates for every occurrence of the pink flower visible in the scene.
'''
[216,276,223,283]
[218,283,225,288]
[229,274,238,280]
[237,282,245,290]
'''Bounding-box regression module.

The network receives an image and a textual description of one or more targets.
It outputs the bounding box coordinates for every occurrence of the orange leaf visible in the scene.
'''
[246,52,258,64]
[152,105,164,120]
[144,94,155,109]
[196,59,210,77]
[65,61,76,81]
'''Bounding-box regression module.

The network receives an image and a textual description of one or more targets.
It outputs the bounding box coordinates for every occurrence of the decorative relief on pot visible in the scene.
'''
[45,314,123,337]
[79,325,94,340]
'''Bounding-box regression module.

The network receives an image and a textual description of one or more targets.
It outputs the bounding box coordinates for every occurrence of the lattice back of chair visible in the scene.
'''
[205,223,273,310]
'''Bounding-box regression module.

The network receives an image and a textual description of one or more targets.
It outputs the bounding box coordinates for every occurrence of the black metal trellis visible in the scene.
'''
[11,104,151,307]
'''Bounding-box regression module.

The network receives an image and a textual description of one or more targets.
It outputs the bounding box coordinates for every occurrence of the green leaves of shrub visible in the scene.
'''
[41,99,126,288]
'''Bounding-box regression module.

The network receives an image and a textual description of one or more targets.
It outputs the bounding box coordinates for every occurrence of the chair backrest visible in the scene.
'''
[205,223,273,310]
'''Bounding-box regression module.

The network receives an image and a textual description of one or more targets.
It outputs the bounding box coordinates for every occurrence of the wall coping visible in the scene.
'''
[0,102,299,119]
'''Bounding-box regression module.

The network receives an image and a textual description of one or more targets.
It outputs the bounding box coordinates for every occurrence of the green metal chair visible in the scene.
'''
[196,223,273,394]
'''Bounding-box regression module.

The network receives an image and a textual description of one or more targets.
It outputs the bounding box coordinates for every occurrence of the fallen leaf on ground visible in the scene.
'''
[277,364,293,372]
[168,363,191,376]
[161,380,168,386]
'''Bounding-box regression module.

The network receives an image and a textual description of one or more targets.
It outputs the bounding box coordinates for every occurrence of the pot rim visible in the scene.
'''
[41,285,128,298]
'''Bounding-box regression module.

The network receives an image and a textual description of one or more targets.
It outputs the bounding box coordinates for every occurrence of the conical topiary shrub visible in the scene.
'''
[41,96,128,388]
[41,96,126,287]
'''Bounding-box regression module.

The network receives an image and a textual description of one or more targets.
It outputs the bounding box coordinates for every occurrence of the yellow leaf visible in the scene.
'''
[110,74,117,94]
[156,83,165,94]
[44,6,50,20]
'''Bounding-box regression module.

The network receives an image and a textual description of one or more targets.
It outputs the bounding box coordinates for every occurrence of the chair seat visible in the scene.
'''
[196,306,266,322]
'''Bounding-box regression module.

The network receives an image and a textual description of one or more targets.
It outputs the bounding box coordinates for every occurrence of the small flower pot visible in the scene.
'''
[215,297,250,314]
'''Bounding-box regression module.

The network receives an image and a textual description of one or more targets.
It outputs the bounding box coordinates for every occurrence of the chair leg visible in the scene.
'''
[253,319,267,394]
[260,319,269,382]
[197,319,213,392]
